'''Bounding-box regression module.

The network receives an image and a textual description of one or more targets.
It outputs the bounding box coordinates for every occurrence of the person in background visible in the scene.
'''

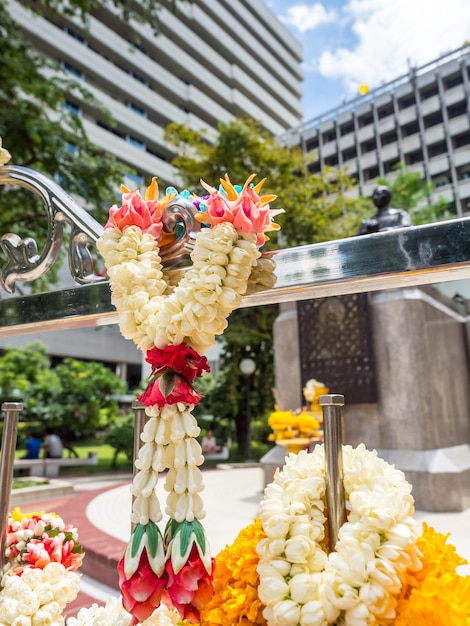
[201,429,222,454]
[43,428,63,459]
[23,432,42,459]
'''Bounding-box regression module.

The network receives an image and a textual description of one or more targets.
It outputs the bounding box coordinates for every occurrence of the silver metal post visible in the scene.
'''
[0,402,23,572]
[131,400,149,531]
[320,394,346,552]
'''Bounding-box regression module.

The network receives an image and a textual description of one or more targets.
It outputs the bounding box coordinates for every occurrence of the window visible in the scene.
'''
[127,136,146,150]
[378,105,393,119]
[358,113,373,127]
[363,166,379,181]
[432,173,450,187]
[66,142,78,155]
[381,130,398,146]
[454,131,470,148]
[97,120,125,139]
[308,161,321,174]
[402,120,419,136]
[324,155,339,167]
[405,149,423,165]
[424,111,443,128]
[63,100,81,116]
[384,160,399,174]
[420,85,439,100]
[342,147,357,161]
[398,95,415,109]
[128,102,147,118]
[457,166,470,180]
[305,137,319,151]
[62,62,83,79]
[322,130,336,143]
[340,122,354,136]
[444,74,463,89]
[448,101,467,118]
[65,27,87,45]
[361,139,376,154]
[130,70,148,86]
[125,172,145,188]
[428,141,447,157]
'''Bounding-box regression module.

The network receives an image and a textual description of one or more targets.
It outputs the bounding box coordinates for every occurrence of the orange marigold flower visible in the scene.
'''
[190,518,267,626]
[396,523,470,625]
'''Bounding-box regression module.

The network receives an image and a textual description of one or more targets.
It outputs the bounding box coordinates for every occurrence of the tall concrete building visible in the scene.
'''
[8,0,303,189]
[1,0,304,385]
[281,45,470,215]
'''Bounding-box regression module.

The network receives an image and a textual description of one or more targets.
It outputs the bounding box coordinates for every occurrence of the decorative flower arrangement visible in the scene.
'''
[96,174,280,624]
[268,408,321,442]
[0,508,83,625]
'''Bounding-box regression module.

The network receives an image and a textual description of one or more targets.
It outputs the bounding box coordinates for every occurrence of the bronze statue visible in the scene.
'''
[357,185,412,235]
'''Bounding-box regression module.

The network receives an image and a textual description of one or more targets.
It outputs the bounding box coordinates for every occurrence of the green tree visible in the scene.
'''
[165,118,370,247]
[0,0,176,289]
[0,342,126,453]
[375,163,449,224]
[167,120,368,457]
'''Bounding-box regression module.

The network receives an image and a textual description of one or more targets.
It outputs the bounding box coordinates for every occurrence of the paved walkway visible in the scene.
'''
[17,466,470,619]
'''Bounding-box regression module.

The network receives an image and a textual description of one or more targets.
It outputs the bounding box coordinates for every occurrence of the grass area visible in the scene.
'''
[14,437,272,477]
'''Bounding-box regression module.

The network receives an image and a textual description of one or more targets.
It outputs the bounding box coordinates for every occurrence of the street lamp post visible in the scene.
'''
[239,357,256,461]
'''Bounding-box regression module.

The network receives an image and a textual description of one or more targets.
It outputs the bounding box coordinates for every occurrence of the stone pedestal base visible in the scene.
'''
[378,444,470,511]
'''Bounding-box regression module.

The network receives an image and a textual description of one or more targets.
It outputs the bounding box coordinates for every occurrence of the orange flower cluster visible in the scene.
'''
[395,523,470,625]
[192,519,267,626]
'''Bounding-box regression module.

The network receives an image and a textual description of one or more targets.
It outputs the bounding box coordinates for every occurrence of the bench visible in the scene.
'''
[14,452,98,478]
[203,446,229,461]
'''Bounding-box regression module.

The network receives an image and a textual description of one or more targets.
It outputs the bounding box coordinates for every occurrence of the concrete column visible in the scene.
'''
[370,287,470,511]
[273,302,302,411]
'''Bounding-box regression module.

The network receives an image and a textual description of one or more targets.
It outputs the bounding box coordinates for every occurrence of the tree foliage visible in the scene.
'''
[0,0,175,289]
[165,118,370,248]
[376,163,450,224]
[0,342,126,451]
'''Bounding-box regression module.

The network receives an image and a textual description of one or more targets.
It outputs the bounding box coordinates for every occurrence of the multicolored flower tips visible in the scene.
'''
[118,521,166,624]
[164,520,214,622]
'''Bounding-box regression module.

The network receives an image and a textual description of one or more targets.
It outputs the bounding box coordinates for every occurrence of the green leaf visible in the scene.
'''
[130,524,146,558]
[146,520,160,558]
[160,371,177,398]
[179,520,193,558]
[192,519,206,553]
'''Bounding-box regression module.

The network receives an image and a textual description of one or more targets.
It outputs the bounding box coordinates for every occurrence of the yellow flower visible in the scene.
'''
[191,519,267,626]
[395,524,470,625]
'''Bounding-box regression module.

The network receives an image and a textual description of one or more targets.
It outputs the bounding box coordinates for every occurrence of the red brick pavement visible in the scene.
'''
[18,480,130,619]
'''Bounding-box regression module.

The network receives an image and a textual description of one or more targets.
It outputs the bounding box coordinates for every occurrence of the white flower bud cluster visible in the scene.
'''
[0,564,80,626]
[98,222,262,356]
[66,598,180,626]
[152,223,260,354]
[257,444,423,626]
[96,227,167,352]
[130,403,205,526]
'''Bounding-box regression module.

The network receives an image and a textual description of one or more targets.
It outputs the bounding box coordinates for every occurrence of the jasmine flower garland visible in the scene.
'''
[96,174,280,624]
[256,444,423,626]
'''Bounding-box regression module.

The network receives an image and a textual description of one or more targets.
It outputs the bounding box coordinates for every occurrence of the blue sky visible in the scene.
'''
[266,0,470,123]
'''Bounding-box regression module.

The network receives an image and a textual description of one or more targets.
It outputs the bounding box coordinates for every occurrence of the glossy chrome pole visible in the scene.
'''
[131,400,149,532]
[0,402,23,571]
[320,394,346,552]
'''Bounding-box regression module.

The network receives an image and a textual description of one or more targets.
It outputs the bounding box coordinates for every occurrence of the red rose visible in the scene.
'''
[145,344,210,382]
[138,372,202,408]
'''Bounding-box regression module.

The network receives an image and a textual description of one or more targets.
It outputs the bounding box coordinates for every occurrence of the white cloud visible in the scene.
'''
[317,0,470,95]
[279,3,337,34]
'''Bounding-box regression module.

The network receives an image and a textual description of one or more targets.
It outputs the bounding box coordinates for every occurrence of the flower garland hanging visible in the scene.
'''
[96,173,280,624]
[256,444,423,626]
